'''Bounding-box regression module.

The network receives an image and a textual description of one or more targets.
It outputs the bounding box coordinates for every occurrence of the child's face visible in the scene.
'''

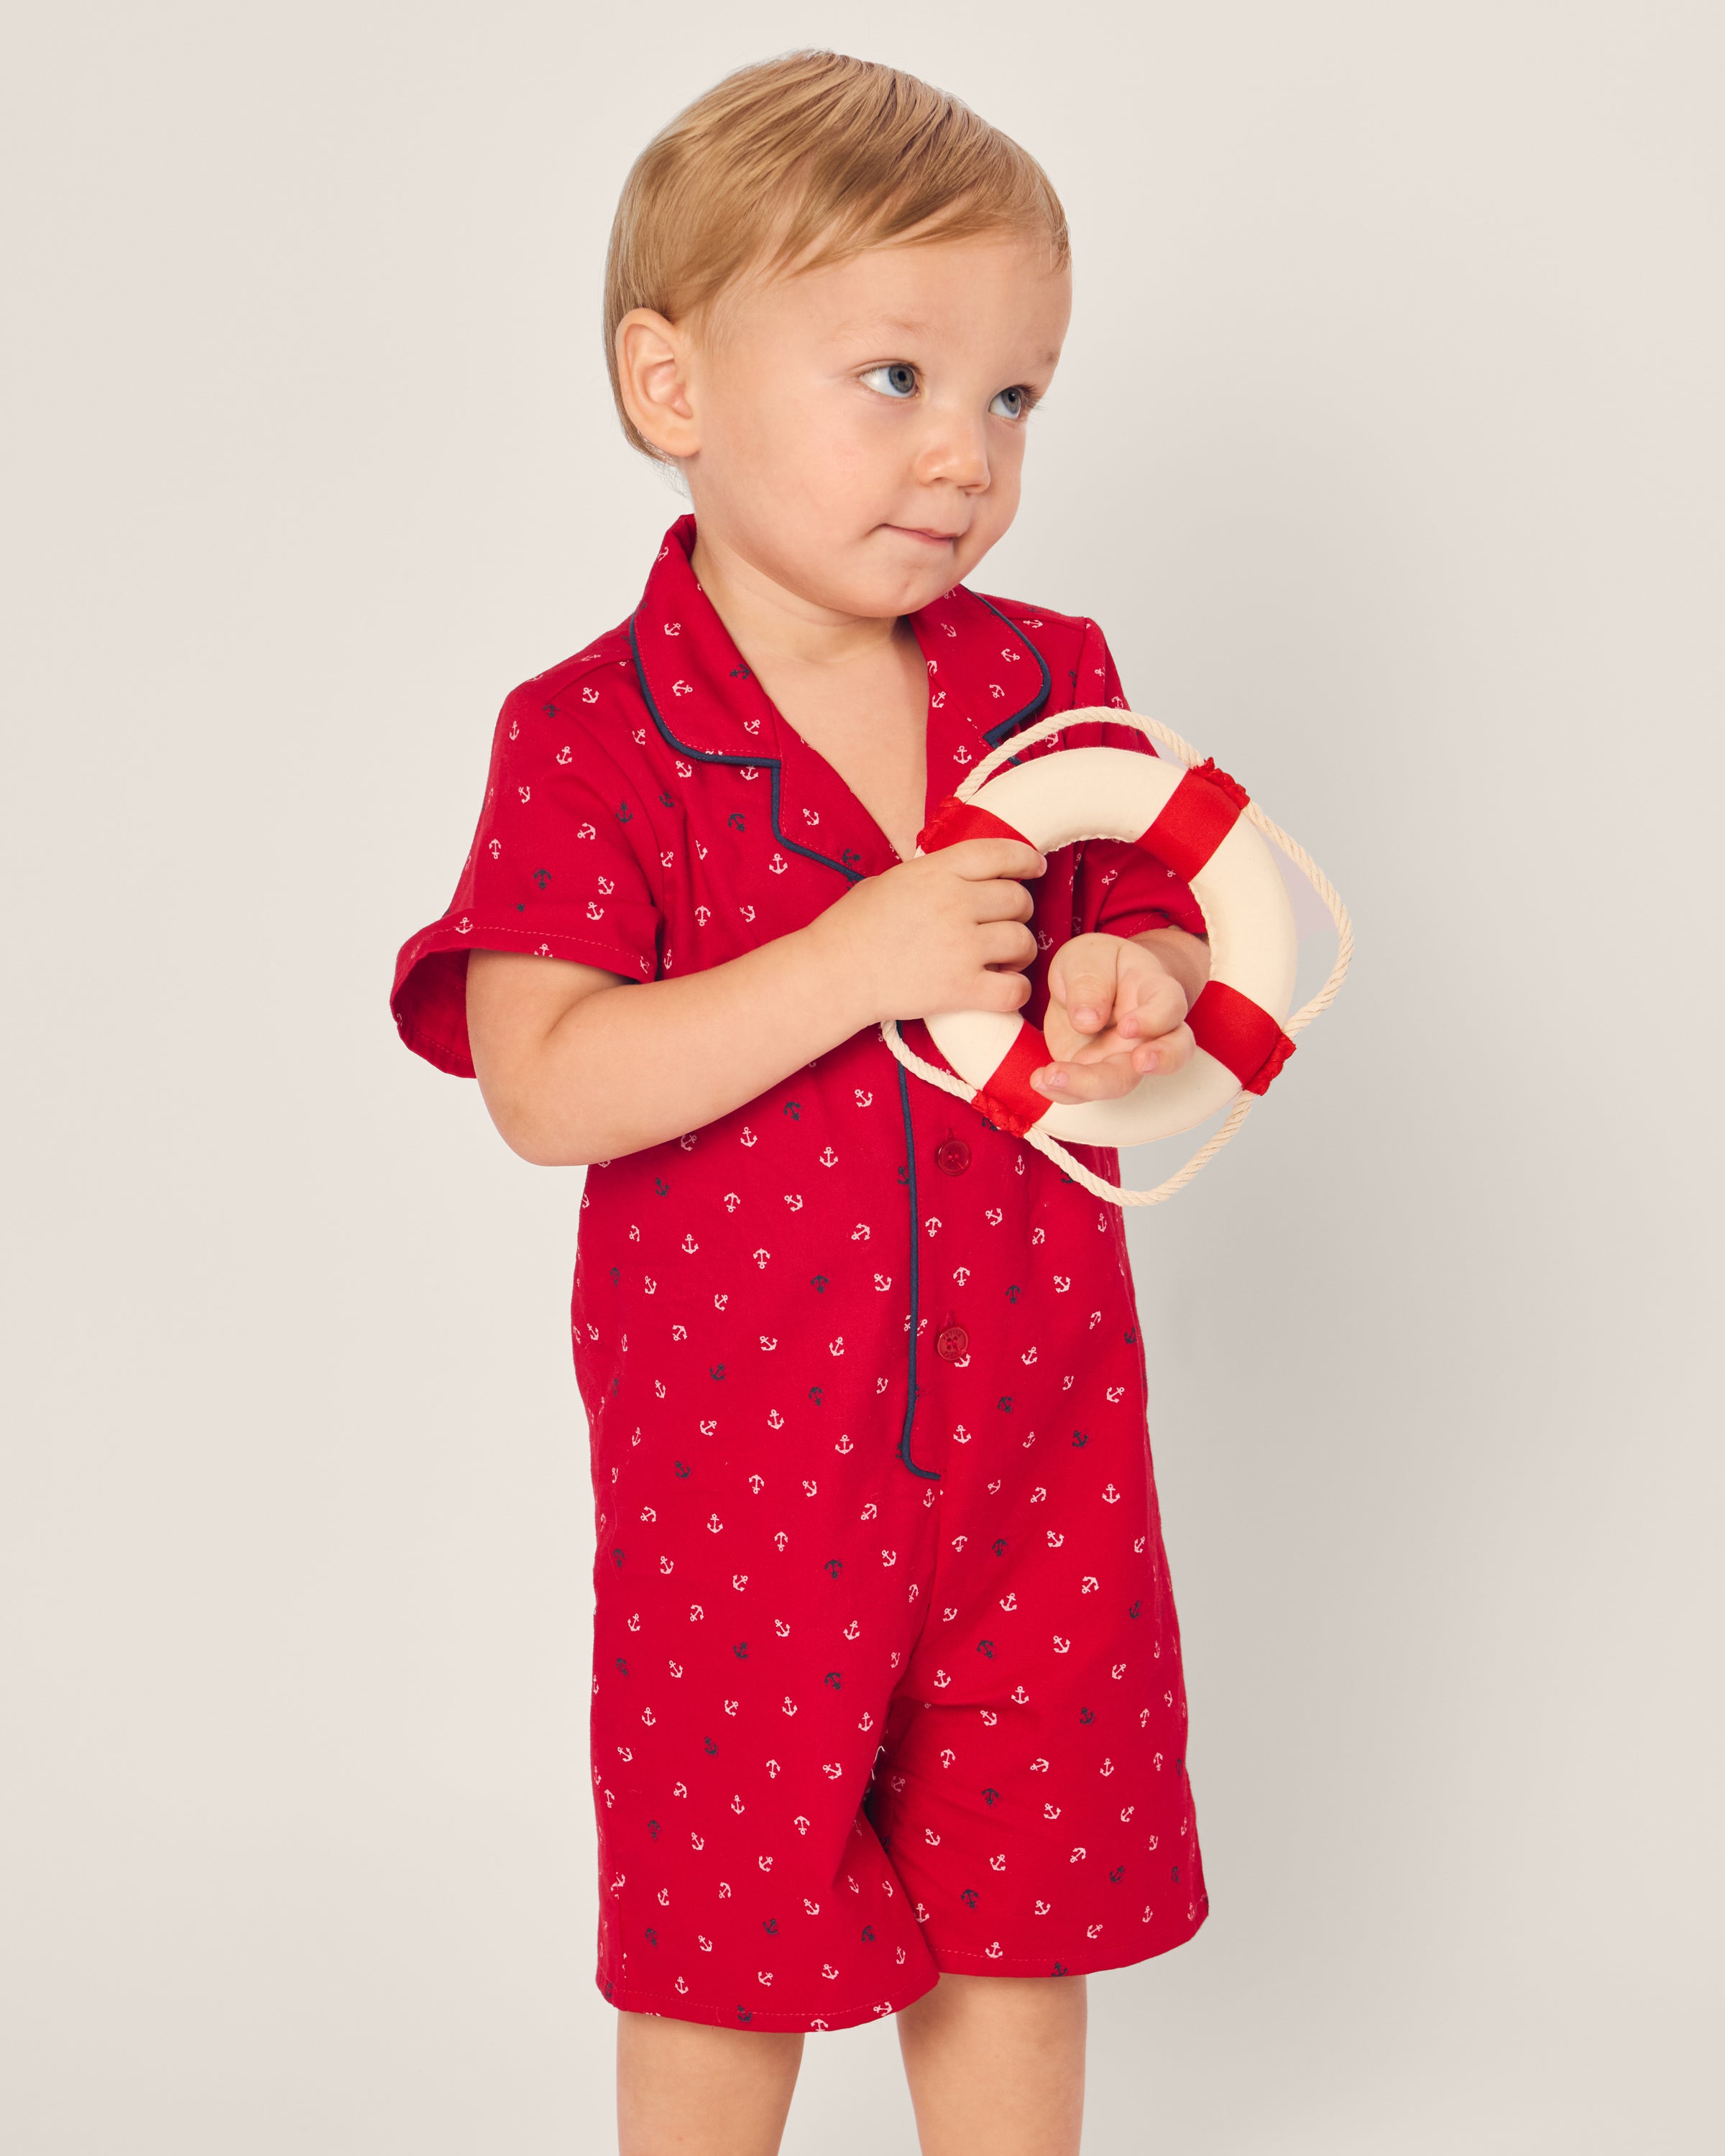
[663,230,1071,621]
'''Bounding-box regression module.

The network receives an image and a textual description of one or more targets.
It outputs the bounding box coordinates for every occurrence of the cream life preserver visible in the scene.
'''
[897,711,1306,1153]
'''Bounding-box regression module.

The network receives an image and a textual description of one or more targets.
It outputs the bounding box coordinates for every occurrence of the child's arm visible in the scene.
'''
[1032,925,1212,1104]
[466,836,1046,1166]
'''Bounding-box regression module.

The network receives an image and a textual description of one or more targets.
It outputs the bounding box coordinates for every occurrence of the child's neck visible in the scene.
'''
[689,525,899,676]
[689,523,930,862]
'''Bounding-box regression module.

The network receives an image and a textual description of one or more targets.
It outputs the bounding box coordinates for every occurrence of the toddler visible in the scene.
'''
[392,50,1212,2156]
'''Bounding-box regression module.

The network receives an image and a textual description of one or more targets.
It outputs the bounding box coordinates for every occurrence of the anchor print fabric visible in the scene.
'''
[392,516,1210,2032]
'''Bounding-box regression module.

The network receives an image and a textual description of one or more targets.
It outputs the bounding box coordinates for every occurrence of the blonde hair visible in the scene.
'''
[604,50,1070,459]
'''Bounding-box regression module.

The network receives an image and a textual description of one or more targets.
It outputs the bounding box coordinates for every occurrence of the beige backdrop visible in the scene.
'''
[4,3,1721,2150]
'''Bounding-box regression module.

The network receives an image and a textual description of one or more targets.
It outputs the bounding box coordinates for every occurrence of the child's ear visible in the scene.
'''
[616,308,700,461]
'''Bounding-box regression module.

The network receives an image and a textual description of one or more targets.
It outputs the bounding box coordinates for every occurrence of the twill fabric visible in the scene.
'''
[392,517,1211,2032]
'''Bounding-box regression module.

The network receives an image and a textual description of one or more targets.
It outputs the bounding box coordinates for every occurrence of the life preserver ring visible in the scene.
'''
[886,709,1328,1168]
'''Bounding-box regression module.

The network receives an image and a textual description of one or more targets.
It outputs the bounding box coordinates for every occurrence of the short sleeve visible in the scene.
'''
[390,683,663,1077]
[1069,621,1208,943]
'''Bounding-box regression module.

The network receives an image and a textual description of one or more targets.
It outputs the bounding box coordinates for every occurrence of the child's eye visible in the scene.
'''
[860,363,919,400]
[990,385,1031,420]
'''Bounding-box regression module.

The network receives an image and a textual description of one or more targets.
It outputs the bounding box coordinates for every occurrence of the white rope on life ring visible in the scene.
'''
[878,708,1353,1209]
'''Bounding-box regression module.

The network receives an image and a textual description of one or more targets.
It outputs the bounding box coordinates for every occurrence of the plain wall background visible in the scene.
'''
[4,3,1721,2150]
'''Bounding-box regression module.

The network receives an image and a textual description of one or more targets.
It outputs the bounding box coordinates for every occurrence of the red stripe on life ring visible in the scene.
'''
[1133,760,1249,882]
[917,793,1035,855]
[971,1022,1055,1136]
[1187,980,1297,1096]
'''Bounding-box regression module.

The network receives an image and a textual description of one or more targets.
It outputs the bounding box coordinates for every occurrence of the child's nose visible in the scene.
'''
[914,413,990,493]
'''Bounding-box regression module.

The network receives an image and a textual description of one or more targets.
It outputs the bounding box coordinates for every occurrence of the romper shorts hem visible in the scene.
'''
[596,1899,1207,2032]
[926,1897,1208,1981]
[596,1963,942,2034]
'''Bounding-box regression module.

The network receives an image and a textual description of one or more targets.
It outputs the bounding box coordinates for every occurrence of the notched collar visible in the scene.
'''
[627,516,1054,771]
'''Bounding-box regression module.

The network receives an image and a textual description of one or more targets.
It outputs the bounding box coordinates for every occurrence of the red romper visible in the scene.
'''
[392,516,1212,2033]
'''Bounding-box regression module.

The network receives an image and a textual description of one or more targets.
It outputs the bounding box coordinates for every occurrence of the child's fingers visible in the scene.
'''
[1113,959,1189,1044]
[945,837,1047,882]
[1121,1018,1195,1077]
[1031,1048,1141,1102]
[1047,955,1121,1036]
[1036,1018,1197,1095]
[970,876,1039,923]
[978,919,1040,970]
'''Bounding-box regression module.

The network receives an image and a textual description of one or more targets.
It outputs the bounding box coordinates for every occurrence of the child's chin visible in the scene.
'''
[841,546,965,614]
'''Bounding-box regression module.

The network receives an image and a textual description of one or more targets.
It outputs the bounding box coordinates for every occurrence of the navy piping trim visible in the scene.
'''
[974,596,1053,747]
[894,1062,937,1479]
[628,616,861,883]
[627,614,939,1481]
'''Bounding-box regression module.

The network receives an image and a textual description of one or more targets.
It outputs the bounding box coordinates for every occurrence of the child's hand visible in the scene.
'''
[1033,932,1197,1102]
[815,837,1047,1026]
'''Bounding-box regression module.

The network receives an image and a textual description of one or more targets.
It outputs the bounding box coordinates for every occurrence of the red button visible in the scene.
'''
[935,1325,970,1361]
[934,1137,971,1176]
